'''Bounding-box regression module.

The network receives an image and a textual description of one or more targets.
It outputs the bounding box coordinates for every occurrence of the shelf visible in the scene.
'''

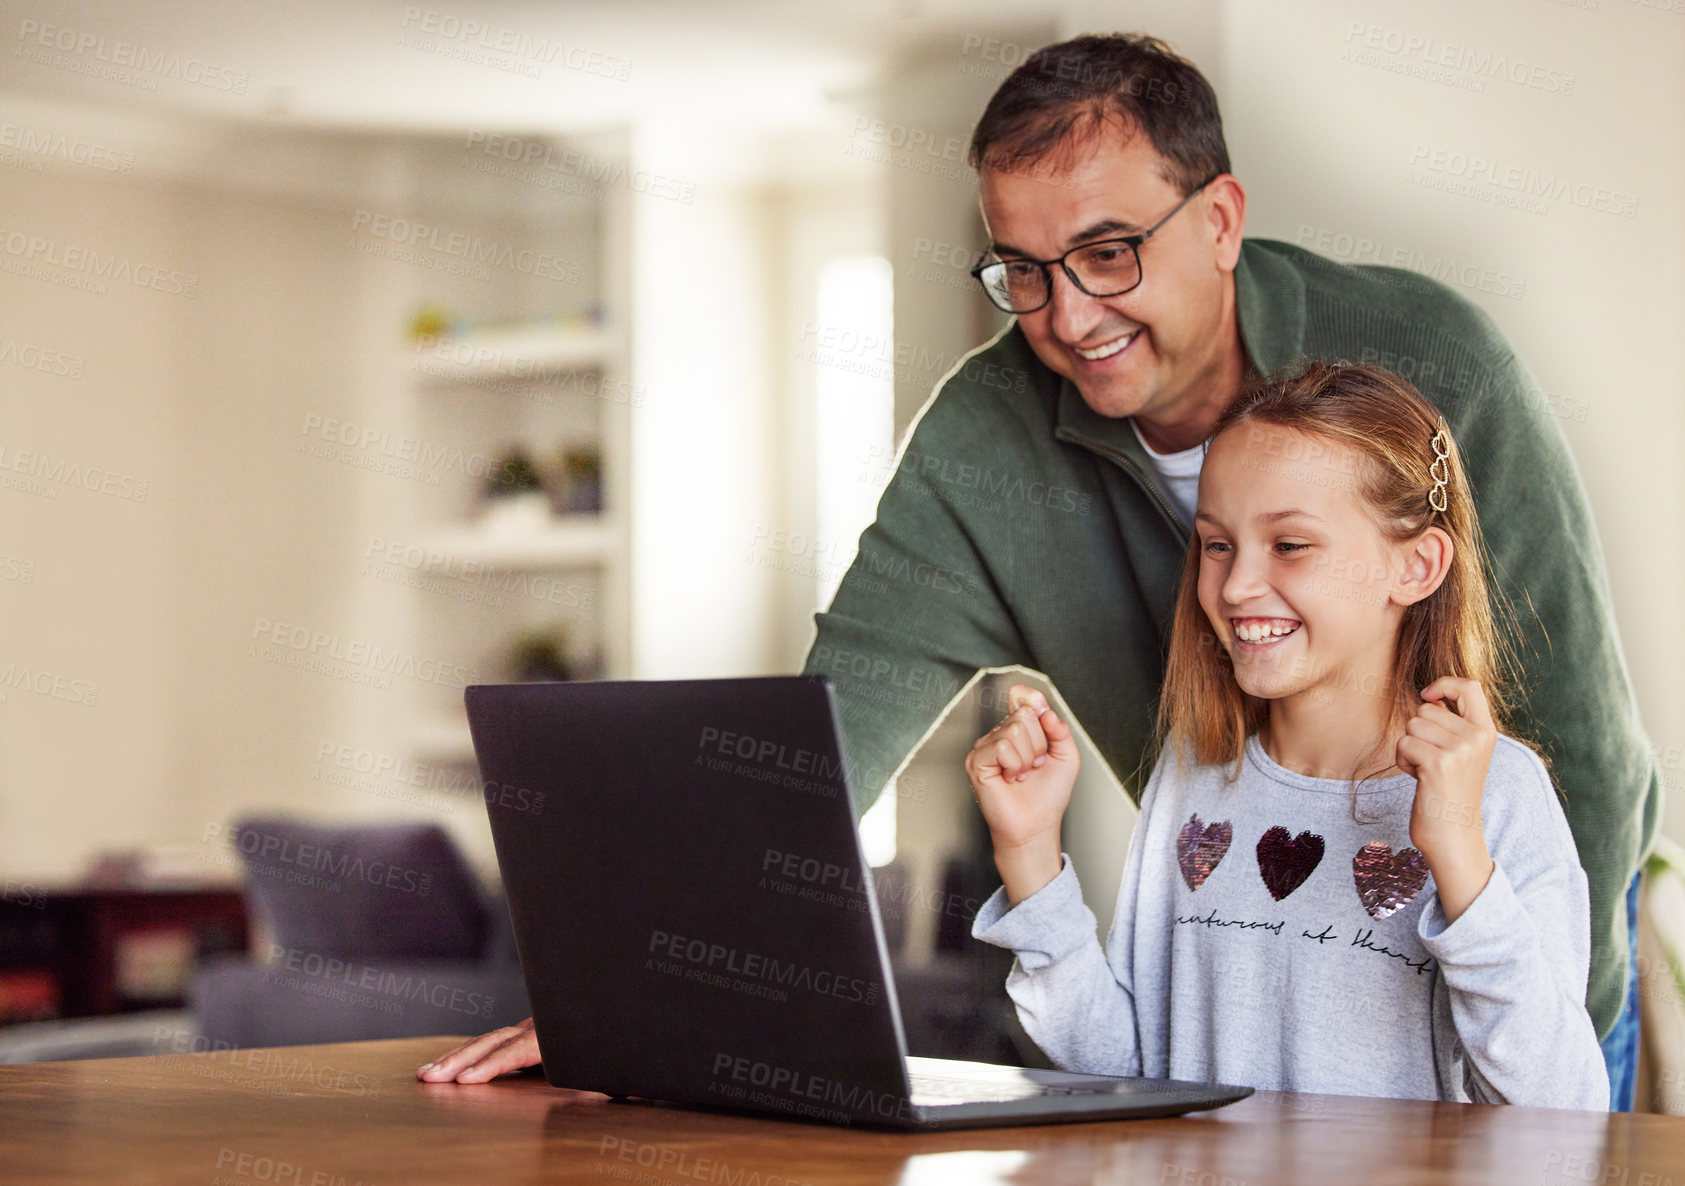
[407,326,611,385]
[394,136,632,776]
[423,515,613,570]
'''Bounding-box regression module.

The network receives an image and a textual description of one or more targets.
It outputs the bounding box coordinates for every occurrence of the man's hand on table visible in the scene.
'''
[416,1018,542,1083]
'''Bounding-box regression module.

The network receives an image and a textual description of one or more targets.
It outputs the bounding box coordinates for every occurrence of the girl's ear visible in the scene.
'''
[1392,526,1454,608]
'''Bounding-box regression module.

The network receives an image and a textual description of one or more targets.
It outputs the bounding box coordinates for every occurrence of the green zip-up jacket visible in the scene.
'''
[802,236,1660,1042]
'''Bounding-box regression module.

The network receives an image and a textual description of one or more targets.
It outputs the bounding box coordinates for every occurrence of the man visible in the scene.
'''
[419,34,1658,1107]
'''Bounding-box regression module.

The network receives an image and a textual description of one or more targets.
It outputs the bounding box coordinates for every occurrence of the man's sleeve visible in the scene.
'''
[801,406,1033,815]
[1440,320,1662,1040]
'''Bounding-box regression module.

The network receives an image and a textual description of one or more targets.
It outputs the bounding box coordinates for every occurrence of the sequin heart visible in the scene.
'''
[1352,842,1429,919]
[1176,815,1233,892]
[1255,826,1325,901]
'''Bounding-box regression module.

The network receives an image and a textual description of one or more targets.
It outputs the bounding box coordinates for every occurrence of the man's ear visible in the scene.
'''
[1391,526,1454,608]
[1208,175,1246,272]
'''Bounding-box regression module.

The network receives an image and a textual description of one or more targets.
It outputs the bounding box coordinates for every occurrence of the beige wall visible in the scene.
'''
[0,151,413,881]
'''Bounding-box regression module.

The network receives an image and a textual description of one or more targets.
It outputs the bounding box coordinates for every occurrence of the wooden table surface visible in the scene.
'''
[1,1036,1681,1185]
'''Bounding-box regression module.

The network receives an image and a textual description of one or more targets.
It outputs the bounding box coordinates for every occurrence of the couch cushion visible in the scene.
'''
[191,955,530,1049]
[231,818,487,960]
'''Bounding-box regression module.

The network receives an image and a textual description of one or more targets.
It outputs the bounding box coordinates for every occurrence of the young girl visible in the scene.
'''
[965,361,1609,1109]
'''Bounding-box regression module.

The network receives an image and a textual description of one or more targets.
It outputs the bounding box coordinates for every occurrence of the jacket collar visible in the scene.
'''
[1051,237,1307,466]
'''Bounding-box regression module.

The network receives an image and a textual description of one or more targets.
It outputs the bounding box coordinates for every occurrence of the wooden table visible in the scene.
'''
[1,1036,1681,1184]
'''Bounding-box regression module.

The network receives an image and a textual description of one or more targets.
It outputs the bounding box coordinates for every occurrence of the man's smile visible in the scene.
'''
[1071,329,1139,363]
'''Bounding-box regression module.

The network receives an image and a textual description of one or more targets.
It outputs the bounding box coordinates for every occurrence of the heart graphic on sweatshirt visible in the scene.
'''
[1176,815,1233,892]
[1352,842,1429,919]
[1255,827,1325,901]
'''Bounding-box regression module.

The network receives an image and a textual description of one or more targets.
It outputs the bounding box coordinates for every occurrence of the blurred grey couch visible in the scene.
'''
[190,818,531,1048]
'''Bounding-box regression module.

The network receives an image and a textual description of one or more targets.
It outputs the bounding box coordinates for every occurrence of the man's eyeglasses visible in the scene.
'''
[970,174,1221,314]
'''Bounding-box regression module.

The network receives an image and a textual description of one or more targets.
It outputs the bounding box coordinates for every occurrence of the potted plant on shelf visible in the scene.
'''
[548,443,602,515]
[479,445,551,534]
[508,624,573,683]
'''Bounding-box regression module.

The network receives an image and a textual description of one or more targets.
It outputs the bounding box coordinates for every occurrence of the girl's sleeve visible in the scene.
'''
[1416,738,1611,1110]
[969,750,1168,1077]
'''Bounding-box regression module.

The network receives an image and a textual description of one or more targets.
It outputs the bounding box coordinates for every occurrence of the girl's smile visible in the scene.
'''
[1230,617,1302,648]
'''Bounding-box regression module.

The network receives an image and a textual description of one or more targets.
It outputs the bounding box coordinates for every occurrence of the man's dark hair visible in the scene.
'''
[968,33,1230,196]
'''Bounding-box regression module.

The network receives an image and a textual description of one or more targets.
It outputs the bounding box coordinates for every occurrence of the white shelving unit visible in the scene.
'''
[409,326,613,385]
[421,516,616,569]
[388,130,635,769]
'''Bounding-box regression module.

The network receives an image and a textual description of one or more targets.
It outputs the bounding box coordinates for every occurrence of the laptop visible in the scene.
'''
[465,674,1253,1130]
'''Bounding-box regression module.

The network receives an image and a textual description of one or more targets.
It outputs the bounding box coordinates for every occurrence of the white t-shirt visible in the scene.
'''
[1128,417,1206,529]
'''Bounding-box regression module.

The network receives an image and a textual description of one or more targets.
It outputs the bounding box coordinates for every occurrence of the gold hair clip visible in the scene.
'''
[1428,426,1451,513]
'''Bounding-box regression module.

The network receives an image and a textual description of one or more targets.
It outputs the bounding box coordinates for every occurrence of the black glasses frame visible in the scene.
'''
[969,174,1223,314]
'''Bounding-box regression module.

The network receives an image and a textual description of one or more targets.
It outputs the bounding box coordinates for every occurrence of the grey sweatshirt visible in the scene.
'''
[972,732,1610,1109]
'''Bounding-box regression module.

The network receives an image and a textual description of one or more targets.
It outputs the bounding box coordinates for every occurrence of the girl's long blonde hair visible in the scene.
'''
[1153,360,1533,792]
